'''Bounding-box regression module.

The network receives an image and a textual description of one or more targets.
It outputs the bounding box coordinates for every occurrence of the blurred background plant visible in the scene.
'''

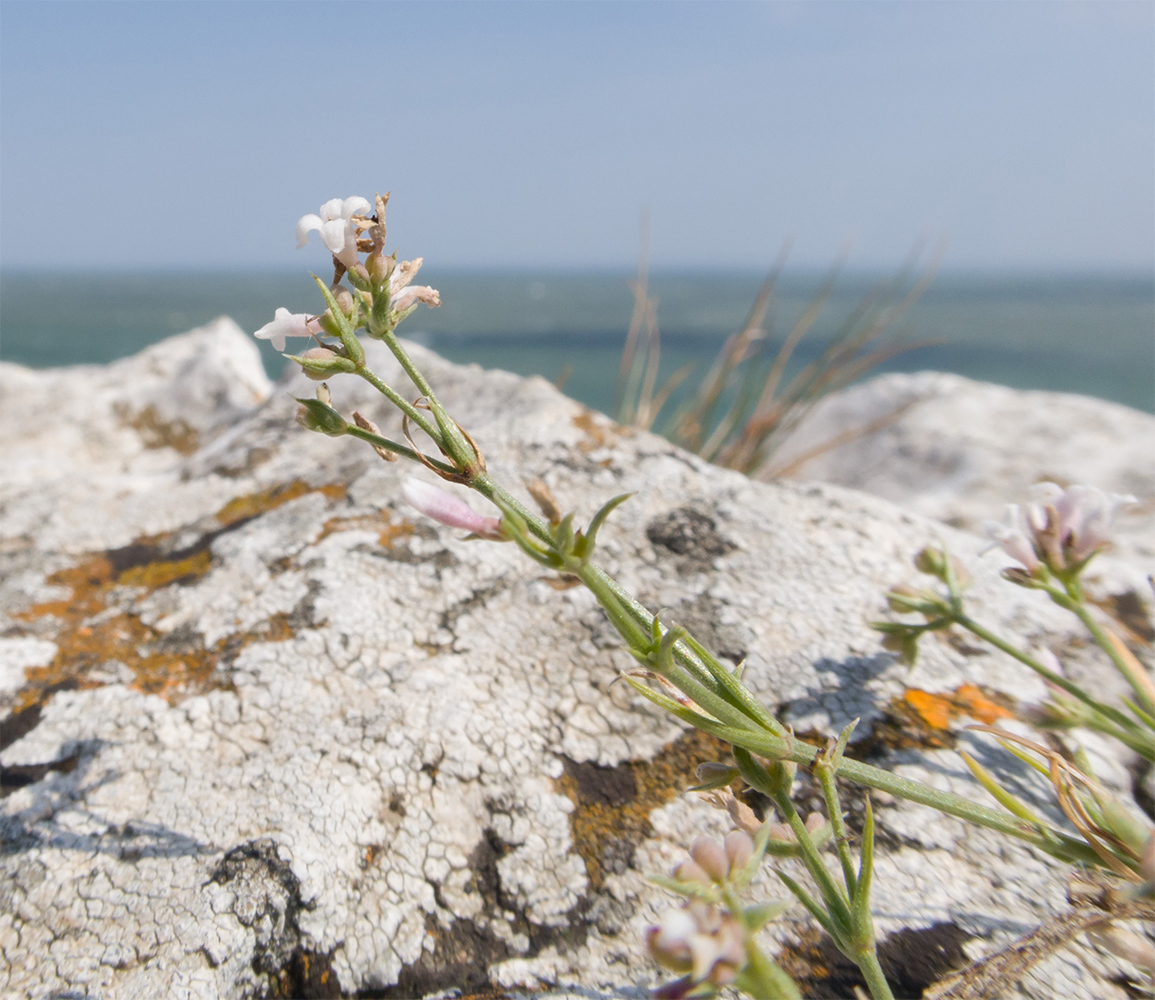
[612,219,943,477]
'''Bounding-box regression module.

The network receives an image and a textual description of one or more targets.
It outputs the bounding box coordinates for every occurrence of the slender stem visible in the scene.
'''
[954,613,1139,733]
[355,365,443,443]
[378,328,441,403]
[1059,592,1155,717]
[815,762,858,893]
[770,787,853,936]
[856,947,896,1000]
[343,424,458,474]
[710,720,1102,867]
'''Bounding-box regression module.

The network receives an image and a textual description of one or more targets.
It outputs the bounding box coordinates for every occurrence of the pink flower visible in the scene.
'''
[400,477,503,540]
[985,483,1137,575]
[254,308,322,352]
[983,505,1042,573]
[646,901,746,987]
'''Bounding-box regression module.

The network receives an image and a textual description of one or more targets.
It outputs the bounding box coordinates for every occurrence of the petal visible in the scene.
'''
[295,214,323,248]
[401,478,502,537]
[341,196,372,218]
[319,218,349,255]
[318,198,344,221]
[253,307,317,352]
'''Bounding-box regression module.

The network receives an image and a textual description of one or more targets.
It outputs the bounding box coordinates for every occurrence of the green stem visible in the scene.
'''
[770,786,853,937]
[343,424,458,474]
[711,720,1101,867]
[377,328,441,402]
[1058,590,1155,718]
[355,366,443,444]
[855,947,896,1000]
[815,760,858,893]
[954,613,1139,734]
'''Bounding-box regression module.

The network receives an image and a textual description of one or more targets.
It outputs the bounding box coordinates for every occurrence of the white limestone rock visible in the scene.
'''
[1,327,1149,999]
[765,371,1155,590]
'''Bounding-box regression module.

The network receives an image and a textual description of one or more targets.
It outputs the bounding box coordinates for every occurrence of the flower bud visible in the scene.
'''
[368,252,393,287]
[400,477,504,541]
[689,837,728,883]
[693,761,740,791]
[723,830,754,873]
[333,287,355,314]
[914,546,947,578]
[347,263,371,289]
[673,859,711,888]
[288,347,358,381]
[295,397,349,436]
[646,909,696,973]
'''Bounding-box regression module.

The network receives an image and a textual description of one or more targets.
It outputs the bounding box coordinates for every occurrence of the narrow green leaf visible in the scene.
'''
[579,492,634,564]
[959,750,1050,828]
[776,870,839,943]
[850,797,876,950]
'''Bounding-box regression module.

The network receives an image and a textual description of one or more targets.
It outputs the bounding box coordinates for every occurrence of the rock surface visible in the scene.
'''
[765,371,1155,590]
[1,324,1151,999]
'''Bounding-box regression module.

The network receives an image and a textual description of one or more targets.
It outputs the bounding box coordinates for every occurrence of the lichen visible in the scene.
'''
[114,402,201,454]
[558,728,731,889]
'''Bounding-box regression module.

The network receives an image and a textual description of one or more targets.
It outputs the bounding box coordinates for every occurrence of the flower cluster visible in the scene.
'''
[984,482,1137,579]
[647,901,747,996]
[254,194,442,359]
[644,830,772,997]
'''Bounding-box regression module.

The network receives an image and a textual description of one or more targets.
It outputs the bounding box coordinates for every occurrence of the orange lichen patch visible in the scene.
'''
[856,683,1017,755]
[572,409,632,454]
[114,403,200,455]
[904,689,954,731]
[904,683,1015,731]
[19,555,116,622]
[316,510,417,549]
[117,549,212,589]
[557,728,730,889]
[215,480,347,529]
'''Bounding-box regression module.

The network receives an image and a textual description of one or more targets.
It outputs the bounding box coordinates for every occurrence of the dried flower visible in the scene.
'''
[296,196,373,267]
[387,257,441,313]
[254,308,322,352]
[400,477,504,540]
[392,284,442,312]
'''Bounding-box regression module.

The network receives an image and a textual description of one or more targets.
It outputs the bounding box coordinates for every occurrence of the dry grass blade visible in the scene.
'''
[613,230,942,479]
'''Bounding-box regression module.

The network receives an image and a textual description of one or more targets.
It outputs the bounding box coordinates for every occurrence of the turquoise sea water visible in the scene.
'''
[1,270,1152,417]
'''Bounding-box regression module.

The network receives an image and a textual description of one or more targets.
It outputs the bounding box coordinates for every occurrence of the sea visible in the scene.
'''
[1,270,1152,420]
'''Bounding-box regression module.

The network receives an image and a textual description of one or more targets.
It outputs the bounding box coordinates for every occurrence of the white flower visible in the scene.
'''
[400,477,503,540]
[254,308,322,352]
[296,196,372,267]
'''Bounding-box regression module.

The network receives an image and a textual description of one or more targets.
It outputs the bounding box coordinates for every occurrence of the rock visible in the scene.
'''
[764,371,1155,589]
[1,327,1149,999]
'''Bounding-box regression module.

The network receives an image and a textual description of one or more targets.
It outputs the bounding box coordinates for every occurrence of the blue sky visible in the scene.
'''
[1,1,1152,271]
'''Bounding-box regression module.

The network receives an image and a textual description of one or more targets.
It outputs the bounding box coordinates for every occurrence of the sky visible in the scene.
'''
[1,0,1152,272]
